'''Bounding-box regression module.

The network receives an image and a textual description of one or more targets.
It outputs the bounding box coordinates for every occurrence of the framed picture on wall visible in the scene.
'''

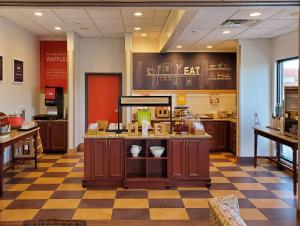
[0,56,3,82]
[13,59,23,83]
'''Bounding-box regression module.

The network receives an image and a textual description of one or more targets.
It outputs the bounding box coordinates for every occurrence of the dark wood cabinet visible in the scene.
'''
[51,122,68,150]
[230,122,237,154]
[109,139,124,179]
[169,139,185,178]
[84,138,124,187]
[169,139,210,185]
[186,139,209,178]
[36,120,68,152]
[215,121,228,150]
[36,121,50,150]
[93,139,108,179]
[202,120,236,154]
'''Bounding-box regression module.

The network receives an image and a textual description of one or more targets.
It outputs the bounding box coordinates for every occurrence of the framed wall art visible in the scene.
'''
[13,59,24,83]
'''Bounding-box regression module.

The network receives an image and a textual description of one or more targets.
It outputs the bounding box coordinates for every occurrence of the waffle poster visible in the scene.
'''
[133,52,236,90]
[40,41,67,92]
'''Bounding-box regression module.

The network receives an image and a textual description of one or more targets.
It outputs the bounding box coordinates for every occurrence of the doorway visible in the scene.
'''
[85,73,122,129]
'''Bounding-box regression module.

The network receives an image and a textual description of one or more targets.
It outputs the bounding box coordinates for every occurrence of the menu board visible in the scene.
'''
[40,41,67,92]
[13,59,24,83]
[133,52,236,90]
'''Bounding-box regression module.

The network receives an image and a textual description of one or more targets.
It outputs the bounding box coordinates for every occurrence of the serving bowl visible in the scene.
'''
[149,146,165,158]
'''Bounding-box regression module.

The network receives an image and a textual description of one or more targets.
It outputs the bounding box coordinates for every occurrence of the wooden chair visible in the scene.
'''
[12,131,43,169]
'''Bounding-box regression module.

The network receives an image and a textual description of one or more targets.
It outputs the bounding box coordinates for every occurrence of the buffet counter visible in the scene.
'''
[83,132,211,189]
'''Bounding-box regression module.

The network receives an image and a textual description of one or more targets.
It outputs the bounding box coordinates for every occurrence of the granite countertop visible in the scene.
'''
[200,118,237,123]
[84,132,212,139]
[34,119,68,122]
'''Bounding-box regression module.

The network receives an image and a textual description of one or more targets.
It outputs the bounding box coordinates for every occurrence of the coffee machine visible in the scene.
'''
[34,87,64,120]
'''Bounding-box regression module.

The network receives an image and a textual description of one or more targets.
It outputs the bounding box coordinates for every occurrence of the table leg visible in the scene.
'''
[33,132,38,169]
[254,131,258,168]
[292,147,297,195]
[0,145,4,196]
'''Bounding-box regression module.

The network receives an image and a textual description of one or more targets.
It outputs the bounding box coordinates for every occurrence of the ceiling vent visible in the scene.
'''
[221,19,260,28]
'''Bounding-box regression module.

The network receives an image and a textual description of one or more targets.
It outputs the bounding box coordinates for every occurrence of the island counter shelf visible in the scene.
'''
[83,133,211,189]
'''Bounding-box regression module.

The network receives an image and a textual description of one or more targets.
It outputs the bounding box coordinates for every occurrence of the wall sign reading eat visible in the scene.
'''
[40,41,67,92]
[133,52,236,90]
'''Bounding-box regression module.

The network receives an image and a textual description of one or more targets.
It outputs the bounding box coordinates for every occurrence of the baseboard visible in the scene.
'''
[238,157,254,164]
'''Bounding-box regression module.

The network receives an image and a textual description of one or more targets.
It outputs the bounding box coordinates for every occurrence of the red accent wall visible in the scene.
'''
[40,41,67,92]
[87,75,120,125]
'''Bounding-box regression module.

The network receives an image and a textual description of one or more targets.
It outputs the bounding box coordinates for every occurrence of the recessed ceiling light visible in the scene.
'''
[176,45,183,49]
[222,30,231,34]
[54,26,62,31]
[207,45,213,49]
[141,33,147,37]
[249,12,261,17]
[134,27,141,31]
[134,12,143,17]
[34,12,43,16]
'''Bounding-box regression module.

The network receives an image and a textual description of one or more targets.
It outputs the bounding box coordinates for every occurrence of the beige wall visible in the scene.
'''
[0,18,39,163]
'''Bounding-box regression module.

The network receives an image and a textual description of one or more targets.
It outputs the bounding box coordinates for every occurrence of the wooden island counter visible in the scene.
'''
[83,132,211,189]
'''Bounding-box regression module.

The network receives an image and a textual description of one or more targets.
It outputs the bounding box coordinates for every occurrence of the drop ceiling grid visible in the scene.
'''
[188,8,240,49]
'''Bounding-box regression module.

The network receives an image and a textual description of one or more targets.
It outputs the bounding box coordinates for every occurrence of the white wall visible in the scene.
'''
[0,18,39,163]
[74,38,125,146]
[272,30,298,61]
[239,39,272,157]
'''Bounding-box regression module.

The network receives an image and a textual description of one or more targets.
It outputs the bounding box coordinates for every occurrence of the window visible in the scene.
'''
[276,57,299,162]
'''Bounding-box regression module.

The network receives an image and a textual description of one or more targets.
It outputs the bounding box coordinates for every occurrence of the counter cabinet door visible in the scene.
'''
[92,139,109,179]
[109,139,124,179]
[185,139,209,179]
[215,121,228,150]
[51,121,68,150]
[36,122,51,150]
[169,139,186,178]
[230,122,237,154]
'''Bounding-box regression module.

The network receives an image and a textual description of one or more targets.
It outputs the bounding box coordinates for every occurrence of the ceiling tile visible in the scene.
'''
[121,9,154,18]
[189,19,225,29]
[254,19,298,29]
[101,25,124,32]
[86,8,121,18]
[230,8,281,20]
[153,10,170,18]
[51,8,89,19]
[123,18,153,26]
[93,18,123,26]
[194,7,238,20]
[125,25,163,32]
[269,7,299,20]
[174,29,211,48]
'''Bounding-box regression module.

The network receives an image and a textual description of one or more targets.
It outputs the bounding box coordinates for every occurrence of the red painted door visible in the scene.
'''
[87,75,120,125]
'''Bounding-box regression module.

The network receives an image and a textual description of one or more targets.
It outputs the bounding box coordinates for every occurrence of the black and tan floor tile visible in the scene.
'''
[150,208,189,220]
[148,190,180,199]
[73,208,112,220]
[42,199,81,209]
[83,190,116,199]
[114,199,149,209]
[17,191,54,200]
[182,198,208,208]
[1,209,39,221]
[116,190,148,199]
[149,199,184,208]
[34,209,76,220]
[1,151,299,225]
[112,209,150,220]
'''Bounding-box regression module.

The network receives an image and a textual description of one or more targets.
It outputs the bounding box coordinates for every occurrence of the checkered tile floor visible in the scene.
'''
[0,151,299,225]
